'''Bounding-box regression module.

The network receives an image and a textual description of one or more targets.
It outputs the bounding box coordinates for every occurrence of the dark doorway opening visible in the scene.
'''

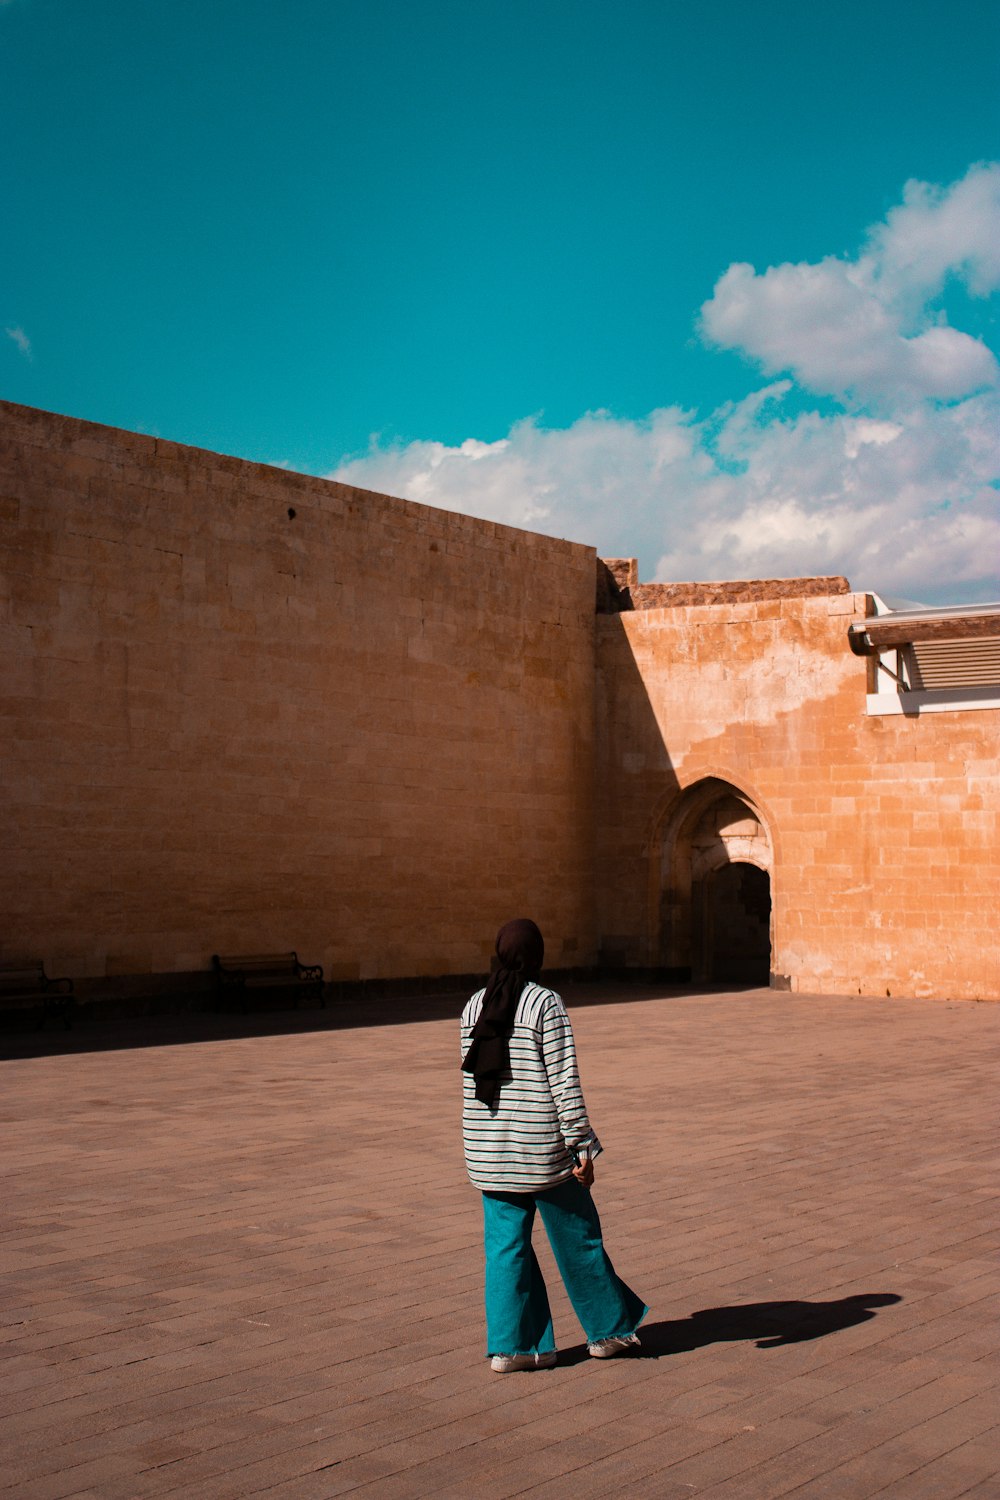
[704,862,771,984]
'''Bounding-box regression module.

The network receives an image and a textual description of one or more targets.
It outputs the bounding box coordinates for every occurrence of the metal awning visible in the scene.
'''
[848,602,1000,655]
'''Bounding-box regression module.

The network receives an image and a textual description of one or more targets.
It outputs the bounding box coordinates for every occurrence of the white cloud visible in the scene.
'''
[5,325,32,359]
[331,165,1000,603]
[332,390,999,600]
[840,418,901,460]
[867,162,1000,308]
[333,406,708,538]
[699,163,1000,407]
[701,257,997,406]
[654,390,1000,596]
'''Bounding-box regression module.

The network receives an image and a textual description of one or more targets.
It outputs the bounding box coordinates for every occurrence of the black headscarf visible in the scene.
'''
[461,918,544,1107]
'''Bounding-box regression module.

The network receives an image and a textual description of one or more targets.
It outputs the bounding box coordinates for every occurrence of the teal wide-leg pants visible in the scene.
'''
[482,1176,648,1356]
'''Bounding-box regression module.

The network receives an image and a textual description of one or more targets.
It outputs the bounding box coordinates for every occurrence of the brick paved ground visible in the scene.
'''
[2,986,998,1499]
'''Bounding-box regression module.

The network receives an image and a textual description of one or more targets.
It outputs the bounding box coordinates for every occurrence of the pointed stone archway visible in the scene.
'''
[700,862,772,984]
[655,777,774,984]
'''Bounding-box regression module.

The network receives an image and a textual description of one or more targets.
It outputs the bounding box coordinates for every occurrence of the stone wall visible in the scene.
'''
[1,402,598,985]
[597,591,1000,999]
[4,402,997,1002]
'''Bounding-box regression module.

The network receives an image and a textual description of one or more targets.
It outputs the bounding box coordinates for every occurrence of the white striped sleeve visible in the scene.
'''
[460,984,602,1191]
[538,995,603,1159]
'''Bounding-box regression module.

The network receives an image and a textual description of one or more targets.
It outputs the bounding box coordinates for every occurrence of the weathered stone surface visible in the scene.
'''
[0,401,598,985]
[596,594,1000,1000]
[630,576,851,609]
[595,557,638,613]
[2,400,997,1002]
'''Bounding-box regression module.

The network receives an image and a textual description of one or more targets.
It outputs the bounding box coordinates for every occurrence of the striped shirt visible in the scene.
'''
[461,982,602,1192]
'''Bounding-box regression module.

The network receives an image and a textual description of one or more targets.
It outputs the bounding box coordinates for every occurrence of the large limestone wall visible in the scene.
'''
[597,593,999,1000]
[5,401,996,1002]
[1,402,597,985]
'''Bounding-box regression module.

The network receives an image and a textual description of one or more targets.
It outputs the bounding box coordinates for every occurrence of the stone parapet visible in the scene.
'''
[629,575,850,609]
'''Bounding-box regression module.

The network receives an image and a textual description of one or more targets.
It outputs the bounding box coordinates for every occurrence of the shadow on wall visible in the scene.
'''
[594,612,681,973]
[597,612,776,986]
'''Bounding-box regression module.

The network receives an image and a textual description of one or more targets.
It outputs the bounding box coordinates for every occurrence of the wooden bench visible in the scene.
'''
[211,952,325,1012]
[0,962,75,1029]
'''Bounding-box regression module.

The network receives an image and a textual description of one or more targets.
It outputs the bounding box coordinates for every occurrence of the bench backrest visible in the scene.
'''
[0,962,47,993]
[214,953,300,974]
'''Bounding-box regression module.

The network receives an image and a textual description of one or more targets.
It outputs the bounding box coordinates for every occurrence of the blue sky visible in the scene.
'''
[2,0,998,602]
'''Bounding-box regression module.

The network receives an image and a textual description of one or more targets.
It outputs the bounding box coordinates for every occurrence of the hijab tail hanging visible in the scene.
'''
[462,919,544,1107]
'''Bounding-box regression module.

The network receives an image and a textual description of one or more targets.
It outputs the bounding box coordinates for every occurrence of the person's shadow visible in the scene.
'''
[560,1293,901,1364]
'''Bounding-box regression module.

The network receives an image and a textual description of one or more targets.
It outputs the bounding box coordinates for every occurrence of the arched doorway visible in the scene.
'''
[701,862,772,984]
[656,778,774,984]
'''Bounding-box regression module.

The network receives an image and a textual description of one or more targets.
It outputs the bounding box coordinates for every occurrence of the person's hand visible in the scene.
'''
[572,1154,595,1188]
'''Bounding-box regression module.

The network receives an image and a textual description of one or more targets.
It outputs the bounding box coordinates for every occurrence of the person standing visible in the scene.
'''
[461,918,647,1372]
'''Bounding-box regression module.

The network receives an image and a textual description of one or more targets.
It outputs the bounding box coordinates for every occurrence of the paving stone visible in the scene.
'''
[955,1478,1000,1500]
[1,986,998,1499]
[866,1436,1000,1499]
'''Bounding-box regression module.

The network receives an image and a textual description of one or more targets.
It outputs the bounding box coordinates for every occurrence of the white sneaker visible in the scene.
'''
[490,1351,558,1373]
[588,1333,641,1358]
